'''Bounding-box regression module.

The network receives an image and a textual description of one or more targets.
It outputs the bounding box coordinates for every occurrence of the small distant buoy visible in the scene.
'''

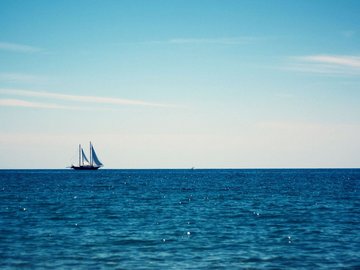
[187,231,191,235]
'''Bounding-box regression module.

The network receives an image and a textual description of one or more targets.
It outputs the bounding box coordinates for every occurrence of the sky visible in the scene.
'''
[0,0,359,169]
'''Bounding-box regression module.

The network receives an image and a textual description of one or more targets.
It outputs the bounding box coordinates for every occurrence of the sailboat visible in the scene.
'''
[70,142,103,170]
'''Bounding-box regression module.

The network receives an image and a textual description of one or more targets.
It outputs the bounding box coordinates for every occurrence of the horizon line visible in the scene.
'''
[1,167,359,170]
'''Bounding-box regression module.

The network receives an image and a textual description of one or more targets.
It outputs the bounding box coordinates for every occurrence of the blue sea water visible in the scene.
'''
[0,169,359,269]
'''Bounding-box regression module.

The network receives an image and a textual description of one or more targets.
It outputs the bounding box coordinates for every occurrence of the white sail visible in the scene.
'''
[81,149,90,164]
[91,145,103,167]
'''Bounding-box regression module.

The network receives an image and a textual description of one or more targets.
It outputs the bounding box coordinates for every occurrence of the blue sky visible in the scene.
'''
[0,0,359,168]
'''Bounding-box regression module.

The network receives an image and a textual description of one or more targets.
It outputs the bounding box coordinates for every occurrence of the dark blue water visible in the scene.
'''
[0,169,359,269]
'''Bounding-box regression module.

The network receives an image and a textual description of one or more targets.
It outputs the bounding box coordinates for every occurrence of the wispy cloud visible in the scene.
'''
[0,73,47,84]
[0,42,41,53]
[168,37,258,45]
[299,55,360,68]
[0,88,175,109]
[140,36,261,46]
[286,54,360,76]
[341,30,356,38]
[0,98,80,110]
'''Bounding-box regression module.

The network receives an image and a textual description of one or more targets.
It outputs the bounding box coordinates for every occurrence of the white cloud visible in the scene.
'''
[286,55,360,76]
[299,55,360,68]
[0,88,176,108]
[0,42,41,53]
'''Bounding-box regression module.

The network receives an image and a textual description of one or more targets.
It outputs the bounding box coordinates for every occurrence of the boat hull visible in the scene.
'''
[71,165,100,170]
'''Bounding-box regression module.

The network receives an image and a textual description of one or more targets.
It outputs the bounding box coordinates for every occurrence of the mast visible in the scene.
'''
[79,144,81,167]
[90,141,93,166]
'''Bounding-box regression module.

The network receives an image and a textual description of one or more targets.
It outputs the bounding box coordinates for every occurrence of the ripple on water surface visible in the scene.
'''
[0,169,359,269]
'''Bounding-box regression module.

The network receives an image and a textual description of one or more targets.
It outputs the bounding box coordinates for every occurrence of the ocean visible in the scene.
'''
[0,169,359,269]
